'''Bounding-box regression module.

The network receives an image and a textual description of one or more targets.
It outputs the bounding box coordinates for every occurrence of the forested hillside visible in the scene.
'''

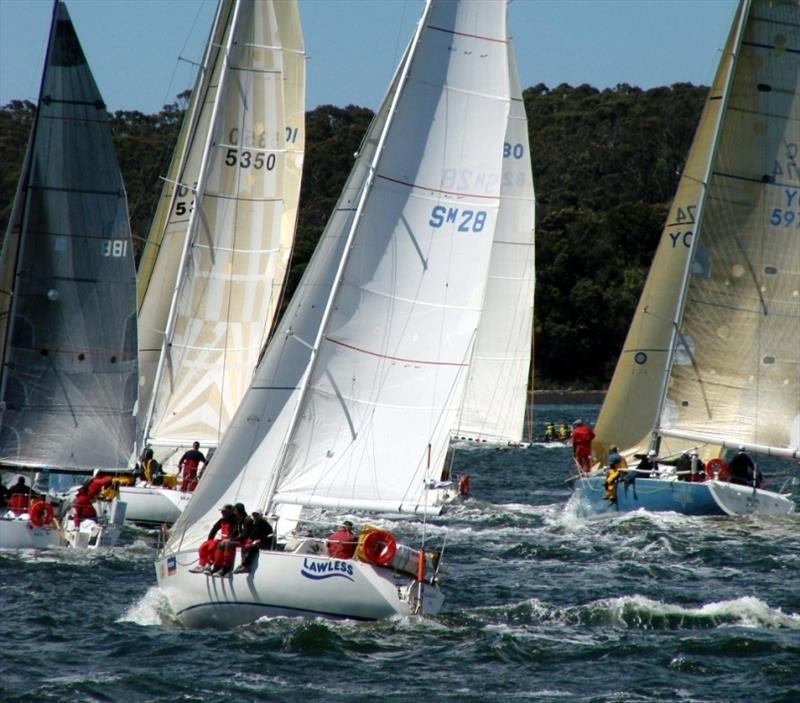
[0,82,707,388]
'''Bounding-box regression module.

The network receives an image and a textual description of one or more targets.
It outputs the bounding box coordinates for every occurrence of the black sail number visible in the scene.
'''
[224,147,276,171]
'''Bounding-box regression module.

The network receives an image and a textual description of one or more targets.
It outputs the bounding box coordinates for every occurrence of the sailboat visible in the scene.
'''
[451,38,536,451]
[0,1,137,548]
[156,0,511,626]
[120,0,306,526]
[575,0,798,518]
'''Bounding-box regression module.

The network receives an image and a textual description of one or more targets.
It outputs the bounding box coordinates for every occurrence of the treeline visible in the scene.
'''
[0,82,707,388]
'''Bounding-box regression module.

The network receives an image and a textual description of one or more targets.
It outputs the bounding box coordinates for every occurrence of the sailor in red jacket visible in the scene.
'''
[571,419,596,473]
[190,504,238,575]
[72,487,98,528]
[327,520,357,559]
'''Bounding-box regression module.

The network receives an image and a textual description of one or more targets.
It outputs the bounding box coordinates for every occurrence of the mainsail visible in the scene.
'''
[658,0,800,456]
[592,5,740,463]
[169,0,511,549]
[455,38,535,445]
[0,1,137,471]
[137,0,305,454]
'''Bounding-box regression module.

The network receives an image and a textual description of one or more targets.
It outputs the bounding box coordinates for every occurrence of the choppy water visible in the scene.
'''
[2,404,800,703]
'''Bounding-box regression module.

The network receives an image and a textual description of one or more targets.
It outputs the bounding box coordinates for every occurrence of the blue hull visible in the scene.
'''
[574,475,726,517]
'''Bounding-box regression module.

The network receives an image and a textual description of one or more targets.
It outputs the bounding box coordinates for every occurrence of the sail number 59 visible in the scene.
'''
[429,206,487,232]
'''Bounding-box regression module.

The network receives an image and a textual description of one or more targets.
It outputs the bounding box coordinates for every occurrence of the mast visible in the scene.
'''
[140,0,244,449]
[261,0,434,515]
[650,0,751,451]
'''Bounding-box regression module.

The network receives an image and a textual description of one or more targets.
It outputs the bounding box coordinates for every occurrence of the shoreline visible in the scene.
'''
[531,390,606,404]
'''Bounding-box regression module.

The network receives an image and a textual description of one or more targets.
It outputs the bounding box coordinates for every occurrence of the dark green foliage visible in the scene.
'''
[0,82,707,387]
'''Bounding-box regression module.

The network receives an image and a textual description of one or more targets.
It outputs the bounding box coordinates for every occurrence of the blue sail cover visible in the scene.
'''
[0,2,137,470]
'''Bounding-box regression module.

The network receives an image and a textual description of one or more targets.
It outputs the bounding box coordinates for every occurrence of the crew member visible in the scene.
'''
[235,511,274,574]
[72,486,98,528]
[571,420,595,472]
[178,441,206,492]
[728,446,761,487]
[327,520,357,559]
[190,504,238,575]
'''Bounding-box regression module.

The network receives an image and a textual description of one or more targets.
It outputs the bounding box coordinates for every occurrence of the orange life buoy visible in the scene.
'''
[360,529,397,566]
[458,474,471,496]
[705,458,730,481]
[29,500,55,528]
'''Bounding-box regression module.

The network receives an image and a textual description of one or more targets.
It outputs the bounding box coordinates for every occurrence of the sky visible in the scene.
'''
[0,0,739,115]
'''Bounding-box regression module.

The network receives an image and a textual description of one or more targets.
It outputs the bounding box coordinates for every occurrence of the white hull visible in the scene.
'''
[0,515,64,549]
[707,481,795,517]
[156,546,445,627]
[119,485,191,526]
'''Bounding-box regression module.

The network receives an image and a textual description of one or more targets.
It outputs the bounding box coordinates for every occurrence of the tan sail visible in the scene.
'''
[137,0,305,455]
[593,11,740,464]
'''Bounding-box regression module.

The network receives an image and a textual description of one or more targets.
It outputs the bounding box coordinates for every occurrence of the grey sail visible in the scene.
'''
[0,1,137,470]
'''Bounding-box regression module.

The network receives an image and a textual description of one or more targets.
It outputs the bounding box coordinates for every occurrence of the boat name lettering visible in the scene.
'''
[301,557,355,581]
[102,239,129,258]
[224,148,276,171]
[668,231,692,248]
[429,206,487,233]
[503,142,525,159]
[441,168,499,193]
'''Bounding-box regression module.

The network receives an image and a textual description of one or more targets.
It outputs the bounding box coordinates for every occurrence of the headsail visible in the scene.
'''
[170,0,511,548]
[455,38,535,445]
[658,0,800,455]
[592,3,741,463]
[0,1,137,470]
[137,0,305,454]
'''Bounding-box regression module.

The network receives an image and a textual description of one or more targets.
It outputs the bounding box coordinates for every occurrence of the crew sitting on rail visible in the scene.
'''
[728,446,762,488]
[190,504,240,576]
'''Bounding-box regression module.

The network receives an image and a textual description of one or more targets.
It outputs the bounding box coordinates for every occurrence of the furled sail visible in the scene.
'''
[170,0,511,548]
[0,1,137,470]
[659,0,800,455]
[455,38,535,444]
[137,0,305,454]
[592,6,740,463]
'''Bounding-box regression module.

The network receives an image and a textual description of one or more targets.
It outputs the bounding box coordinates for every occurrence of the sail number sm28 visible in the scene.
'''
[429,206,487,233]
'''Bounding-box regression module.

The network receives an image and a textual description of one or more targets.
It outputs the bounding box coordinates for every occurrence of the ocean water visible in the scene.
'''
[2,404,800,703]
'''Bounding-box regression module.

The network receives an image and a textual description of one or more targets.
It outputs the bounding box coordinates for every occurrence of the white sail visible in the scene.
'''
[658,0,800,454]
[592,5,740,463]
[0,1,137,471]
[169,0,511,550]
[137,0,305,454]
[455,38,535,444]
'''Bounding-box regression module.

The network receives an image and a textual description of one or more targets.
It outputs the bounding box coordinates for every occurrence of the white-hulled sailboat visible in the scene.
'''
[451,37,535,451]
[576,0,798,518]
[156,0,511,626]
[121,0,306,526]
[0,1,137,549]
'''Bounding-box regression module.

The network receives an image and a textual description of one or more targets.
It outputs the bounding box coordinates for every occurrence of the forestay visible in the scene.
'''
[137,0,305,452]
[659,0,800,454]
[0,1,137,470]
[455,39,535,445]
[169,0,510,549]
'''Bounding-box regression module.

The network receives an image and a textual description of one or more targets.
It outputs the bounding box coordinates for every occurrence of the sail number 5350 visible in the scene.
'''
[429,206,487,232]
[224,148,276,170]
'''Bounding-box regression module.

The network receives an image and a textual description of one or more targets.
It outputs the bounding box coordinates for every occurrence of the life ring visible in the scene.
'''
[458,474,471,496]
[29,500,55,528]
[705,458,730,481]
[360,529,397,566]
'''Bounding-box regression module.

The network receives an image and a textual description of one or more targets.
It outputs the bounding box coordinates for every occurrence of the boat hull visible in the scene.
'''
[574,475,794,517]
[156,547,445,628]
[0,516,64,549]
[119,486,191,526]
